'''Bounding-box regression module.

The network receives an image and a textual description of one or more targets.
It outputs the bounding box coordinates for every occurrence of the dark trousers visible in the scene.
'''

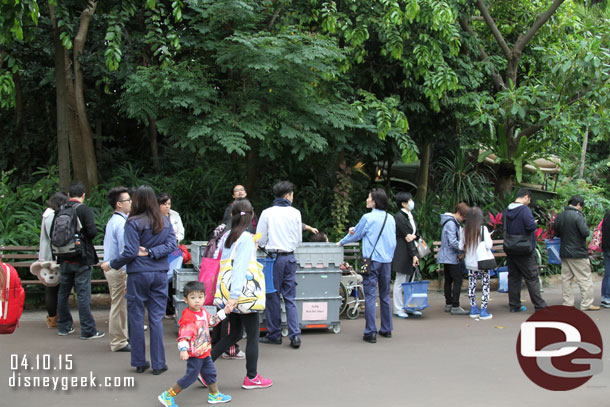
[362,261,392,336]
[265,254,300,340]
[45,284,60,317]
[57,263,97,336]
[211,312,259,379]
[166,281,175,316]
[443,262,463,307]
[126,271,168,370]
[507,253,547,310]
[211,319,241,356]
[177,356,217,389]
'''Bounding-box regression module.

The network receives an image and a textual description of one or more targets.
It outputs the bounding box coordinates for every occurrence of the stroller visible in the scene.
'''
[339,262,365,319]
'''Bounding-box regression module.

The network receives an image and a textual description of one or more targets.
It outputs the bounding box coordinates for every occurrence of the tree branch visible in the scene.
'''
[459,18,505,90]
[267,5,283,30]
[514,0,566,53]
[475,0,512,60]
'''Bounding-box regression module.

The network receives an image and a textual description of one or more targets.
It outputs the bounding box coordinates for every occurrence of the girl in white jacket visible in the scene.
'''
[459,207,494,320]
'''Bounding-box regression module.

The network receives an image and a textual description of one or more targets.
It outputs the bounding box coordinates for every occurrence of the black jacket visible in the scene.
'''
[504,203,537,253]
[602,211,610,253]
[392,210,418,275]
[554,206,589,259]
[65,200,99,265]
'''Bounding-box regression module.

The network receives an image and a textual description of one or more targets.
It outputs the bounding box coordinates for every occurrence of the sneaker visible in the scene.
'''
[450,306,468,315]
[242,373,272,390]
[220,350,246,360]
[393,312,409,319]
[407,310,422,317]
[469,305,480,319]
[197,373,208,388]
[58,327,75,336]
[601,301,610,308]
[444,304,452,312]
[510,305,527,313]
[208,392,232,404]
[81,331,105,340]
[163,314,176,320]
[158,391,179,407]
[479,308,493,320]
[582,305,601,311]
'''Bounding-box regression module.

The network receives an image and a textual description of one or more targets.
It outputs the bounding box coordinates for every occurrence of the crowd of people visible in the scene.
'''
[31,180,610,404]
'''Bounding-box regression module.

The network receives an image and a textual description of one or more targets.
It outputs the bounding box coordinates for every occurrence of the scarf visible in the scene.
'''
[273,198,292,207]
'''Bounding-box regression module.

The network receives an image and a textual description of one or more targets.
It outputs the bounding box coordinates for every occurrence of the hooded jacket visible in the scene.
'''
[554,206,589,259]
[503,203,537,254]
[437,213,462,265]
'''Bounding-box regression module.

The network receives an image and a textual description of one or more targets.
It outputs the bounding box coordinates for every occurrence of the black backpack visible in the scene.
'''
[50,203,83,261]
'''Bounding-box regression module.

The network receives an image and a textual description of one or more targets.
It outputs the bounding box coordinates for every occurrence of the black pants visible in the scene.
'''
[165,282,175,316]
[444,263,464,307]
[211,319,241,355]
[45,285,60,317]
[507,253,547,310]
[211,312,259,379]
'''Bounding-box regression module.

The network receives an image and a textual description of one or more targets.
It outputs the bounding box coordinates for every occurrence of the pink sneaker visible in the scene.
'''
[242,373,272,389]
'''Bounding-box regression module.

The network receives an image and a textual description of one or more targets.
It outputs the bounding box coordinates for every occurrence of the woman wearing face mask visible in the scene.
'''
[391,192,421,319]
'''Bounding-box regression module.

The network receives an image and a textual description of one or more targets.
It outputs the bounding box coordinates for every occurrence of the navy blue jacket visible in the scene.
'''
[110,216,176,273]
[504,203,537,252]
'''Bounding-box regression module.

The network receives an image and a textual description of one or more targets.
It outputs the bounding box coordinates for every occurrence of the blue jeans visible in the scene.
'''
[362,261,392,336]
[126,271,168,370]
[602,251,610,302]
[57,263,97,337]
[265,253,300,340]
[177,356,217,389]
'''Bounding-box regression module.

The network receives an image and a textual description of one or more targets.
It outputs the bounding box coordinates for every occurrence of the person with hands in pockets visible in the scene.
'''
[158,281,231,406]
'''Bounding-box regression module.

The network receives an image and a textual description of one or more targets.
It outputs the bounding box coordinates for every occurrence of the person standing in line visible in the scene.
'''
[437,202,470,315]
[222,184,258,233]
[257,181,304,349]
[503,188,547,312]
[601,210,610,308]
[554,195,600,311]
[158,193,185,319]
[35,192,68,328]
[338,188,396,343]
[459,207,494,320]
[101,186,177,375]
[56,181,105,339]
[102,186,132,352]
[391,192,420,319]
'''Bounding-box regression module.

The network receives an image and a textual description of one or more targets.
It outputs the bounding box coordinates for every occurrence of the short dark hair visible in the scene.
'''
[370,188,388,210]
[455,202,470,218]
[395,191,413,208]
[157,192,172,205]
[310,232,328,242]
[516,188,531,199]
[68,181,86,198]
[568,195,585,207]
[106,186,129,209]
[273,181,294,198]
[47,192,68,211]
[183,281,205,298]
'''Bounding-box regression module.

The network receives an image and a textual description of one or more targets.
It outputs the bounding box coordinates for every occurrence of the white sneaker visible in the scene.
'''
[220,350,246,360]
[393,312,409,319]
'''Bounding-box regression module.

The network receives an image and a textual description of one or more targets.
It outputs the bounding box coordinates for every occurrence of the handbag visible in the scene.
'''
[503,215,534,255]
[416,238,431,258]
[213,233,266,313]
[588,220,603,253]
[476,226,497,270]
[359,213,388,274]
[199,249,221,306]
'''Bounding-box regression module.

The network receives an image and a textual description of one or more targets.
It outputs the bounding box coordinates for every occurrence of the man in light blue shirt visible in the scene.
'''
[102,186,131,352]
[339,188,396,343]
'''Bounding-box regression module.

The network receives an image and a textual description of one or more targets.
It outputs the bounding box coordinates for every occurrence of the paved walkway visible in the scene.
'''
[2,281,609,406]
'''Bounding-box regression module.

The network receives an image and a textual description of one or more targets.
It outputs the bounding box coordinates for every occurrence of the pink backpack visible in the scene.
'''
[0,262,26,334]
[589,220,603,253]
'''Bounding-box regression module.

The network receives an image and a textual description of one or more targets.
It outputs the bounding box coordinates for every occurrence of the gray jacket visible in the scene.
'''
[38,208,55,261]
[437,213,462,264]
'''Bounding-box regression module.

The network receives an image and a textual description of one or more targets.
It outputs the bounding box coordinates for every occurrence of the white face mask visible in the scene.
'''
[408,200,415,211]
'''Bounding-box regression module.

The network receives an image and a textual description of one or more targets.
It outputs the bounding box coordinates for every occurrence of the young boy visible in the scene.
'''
[159,281,231,406]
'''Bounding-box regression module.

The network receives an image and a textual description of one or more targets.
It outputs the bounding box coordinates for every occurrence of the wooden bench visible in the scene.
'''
[432,239,506,271]
[0,244,191,285]
[342,242,361,265]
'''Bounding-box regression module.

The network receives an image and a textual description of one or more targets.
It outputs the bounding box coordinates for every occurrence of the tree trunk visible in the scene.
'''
[72,1,99,191]
[579,126,589,179]
[246,145,258,201]
[13,73,25,140]
[415,142,431,203]
[495,163,515,196]
[50,5,73,192]
[147,115,159,168]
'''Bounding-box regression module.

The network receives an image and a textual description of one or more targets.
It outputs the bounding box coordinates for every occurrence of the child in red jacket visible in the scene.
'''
[159,281,231,405]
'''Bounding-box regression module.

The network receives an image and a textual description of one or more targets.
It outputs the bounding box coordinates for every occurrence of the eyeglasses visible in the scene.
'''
[233,188,245,192]
[118,198,132,203]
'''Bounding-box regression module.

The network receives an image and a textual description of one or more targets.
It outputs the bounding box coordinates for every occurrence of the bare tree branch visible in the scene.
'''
[459,18,505,90]
[514,0,566,53]
[475,0,512,60]
[267,5,283,30]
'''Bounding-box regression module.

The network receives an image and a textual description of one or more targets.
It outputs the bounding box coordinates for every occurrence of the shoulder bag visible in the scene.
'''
[360,213,388,274]
[476,226,497,270]
[503,214,535,255]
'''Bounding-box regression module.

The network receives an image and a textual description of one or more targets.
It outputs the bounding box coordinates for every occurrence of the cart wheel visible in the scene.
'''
[339,281,349,315]
[346,306,359,320]
[281,328,289,337]
[331,324,341,334]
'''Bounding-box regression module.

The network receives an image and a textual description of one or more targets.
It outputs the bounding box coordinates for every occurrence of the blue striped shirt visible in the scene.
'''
[103,212,128,264]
